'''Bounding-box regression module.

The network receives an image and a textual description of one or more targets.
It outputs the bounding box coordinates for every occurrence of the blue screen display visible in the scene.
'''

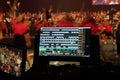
[39,27,91,57]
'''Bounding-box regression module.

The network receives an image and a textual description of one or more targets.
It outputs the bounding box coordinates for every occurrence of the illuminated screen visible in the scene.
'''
[39,27,91,58]
[92,0,120,5]
[0,42,26,77]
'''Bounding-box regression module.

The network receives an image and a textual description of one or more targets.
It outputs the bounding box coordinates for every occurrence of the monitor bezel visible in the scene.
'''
[0,41,27,79]
[33,27,100,67]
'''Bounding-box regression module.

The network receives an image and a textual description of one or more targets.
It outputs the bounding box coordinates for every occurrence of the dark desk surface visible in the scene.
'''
[21,64,120,80]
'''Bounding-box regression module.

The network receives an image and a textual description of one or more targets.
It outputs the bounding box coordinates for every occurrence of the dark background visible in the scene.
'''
[0,0,120,12]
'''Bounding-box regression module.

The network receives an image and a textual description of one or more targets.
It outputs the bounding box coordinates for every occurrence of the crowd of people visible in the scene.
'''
[0,45,22,77]
[0,7,120,64]
[0,9,120,34]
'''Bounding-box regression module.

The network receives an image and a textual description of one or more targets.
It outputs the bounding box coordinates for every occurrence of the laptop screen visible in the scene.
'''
[38,27,91,59]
